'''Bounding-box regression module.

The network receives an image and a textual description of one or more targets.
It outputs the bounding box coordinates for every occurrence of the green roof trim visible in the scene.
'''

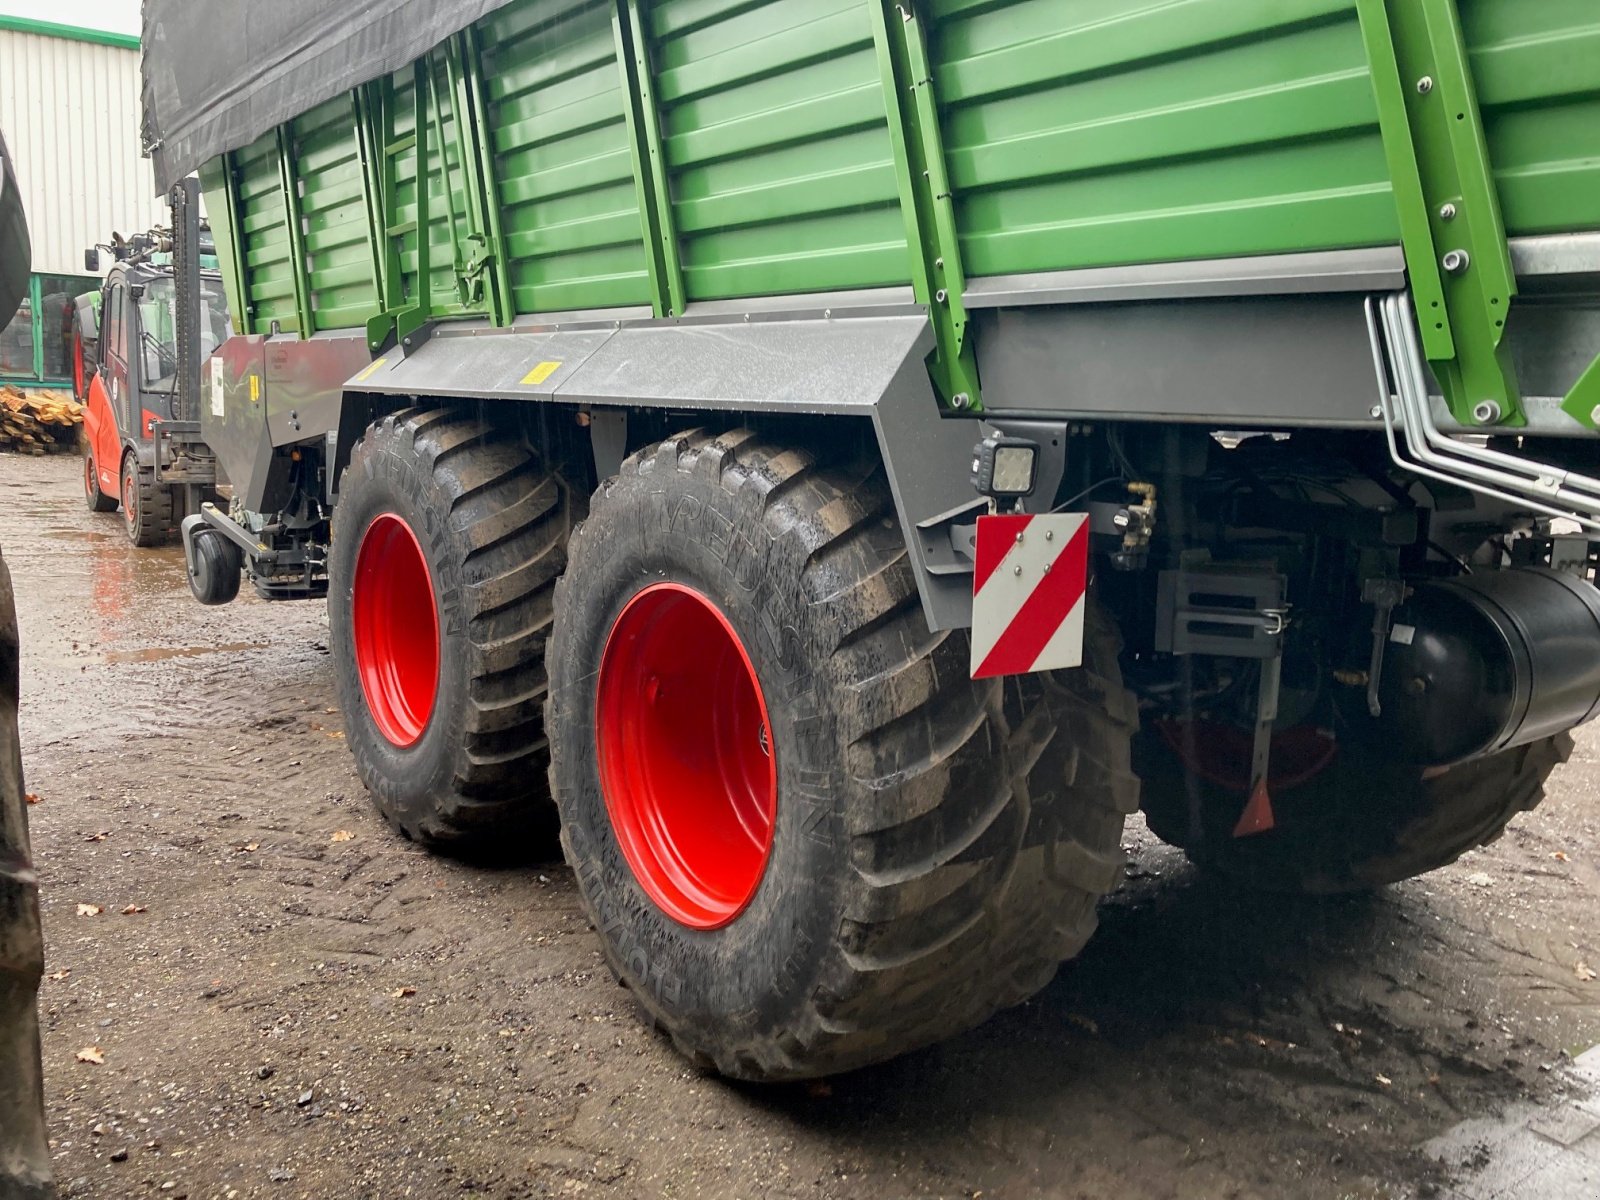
[0,15,139,51]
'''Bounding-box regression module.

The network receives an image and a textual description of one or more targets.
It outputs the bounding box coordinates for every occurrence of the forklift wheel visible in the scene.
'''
[83,449,117,513]
[188,527,242,606]
[121,453,175,547]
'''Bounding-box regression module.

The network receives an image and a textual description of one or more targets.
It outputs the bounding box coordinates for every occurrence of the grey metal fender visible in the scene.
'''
[348,313,983,631]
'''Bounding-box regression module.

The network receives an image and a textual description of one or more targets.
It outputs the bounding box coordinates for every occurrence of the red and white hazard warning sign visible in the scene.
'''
[970,513,1090,679]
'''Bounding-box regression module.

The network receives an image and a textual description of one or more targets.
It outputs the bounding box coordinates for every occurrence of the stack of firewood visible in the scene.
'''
[0,386,83,454]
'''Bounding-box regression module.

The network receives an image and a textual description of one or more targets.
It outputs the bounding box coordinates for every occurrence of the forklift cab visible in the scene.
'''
[81,255,230,543]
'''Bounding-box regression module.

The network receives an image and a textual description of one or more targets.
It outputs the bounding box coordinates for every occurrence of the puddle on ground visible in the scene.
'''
[102,641,269,664]
[45,528,119,542]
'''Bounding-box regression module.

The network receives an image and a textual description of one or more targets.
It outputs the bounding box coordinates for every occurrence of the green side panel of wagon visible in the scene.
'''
[292,98,383,333]
[642,0,911,301]
[198,0,1600,350]
[927,0,1400,276]
[480,0,656,315]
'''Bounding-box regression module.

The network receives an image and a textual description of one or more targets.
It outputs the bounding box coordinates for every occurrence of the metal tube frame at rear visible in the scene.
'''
[1369,292,1600,532]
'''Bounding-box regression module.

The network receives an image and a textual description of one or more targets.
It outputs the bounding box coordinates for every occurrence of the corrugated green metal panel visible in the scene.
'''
[646,0,909,301]
[483,0,654,314]
[931,0,1399,278]
[233,132,299,334]
[291,98,381,331]
[197,158,247,331]
[1463,0,1600,237]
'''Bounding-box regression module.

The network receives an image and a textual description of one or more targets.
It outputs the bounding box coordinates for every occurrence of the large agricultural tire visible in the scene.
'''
[328,408,574,854]
[83,446,117,512]
[121,452,174,546]
[0,547,54,1199]
[545,430,1138,1081]
[1138,731,1572,893]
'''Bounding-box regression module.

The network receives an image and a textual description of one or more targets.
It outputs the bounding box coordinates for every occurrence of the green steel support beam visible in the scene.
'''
[424,50,473,314]
[201,154,252,334]
[28,274,42,382]
[454,27,514,326]
[399,60,433,346]
[1358,0,1519,427]
[351,88,390,332]
[871,0,980,413]
[274,126,315,337]
[615,0,685,319]
[1565,358,1600,429]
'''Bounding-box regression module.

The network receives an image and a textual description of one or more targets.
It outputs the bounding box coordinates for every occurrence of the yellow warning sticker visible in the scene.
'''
[249,375,260,404]
[353,356,389,383]
[520,360,563,386]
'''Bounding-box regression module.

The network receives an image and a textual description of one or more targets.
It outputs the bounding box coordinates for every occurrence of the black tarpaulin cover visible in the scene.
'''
[140,0,515,190]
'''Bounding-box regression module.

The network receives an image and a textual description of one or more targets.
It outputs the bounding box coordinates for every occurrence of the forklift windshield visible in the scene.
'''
[137,275,230,392]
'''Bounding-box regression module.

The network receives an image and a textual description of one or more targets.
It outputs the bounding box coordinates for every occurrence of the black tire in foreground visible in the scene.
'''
[120,453,174,546]
[83,447,116,513]
[1139,731,1572,893]
[546,430,1139,1080]
[328,408,574,853]
[187,527,242,606]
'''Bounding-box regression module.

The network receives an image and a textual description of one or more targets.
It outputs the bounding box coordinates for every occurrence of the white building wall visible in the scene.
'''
[0,28,158,277]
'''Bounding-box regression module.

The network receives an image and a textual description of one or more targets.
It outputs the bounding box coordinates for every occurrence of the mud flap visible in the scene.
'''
[0,548,53,1199]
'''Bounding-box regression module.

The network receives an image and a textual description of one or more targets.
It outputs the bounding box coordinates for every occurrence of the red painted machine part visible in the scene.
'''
[82,374,122,498]
[351,513,441,748]
[596,583,778,931]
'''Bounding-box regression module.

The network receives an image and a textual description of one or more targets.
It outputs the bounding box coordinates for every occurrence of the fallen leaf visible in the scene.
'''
[1552,851,1570,863]
[25,792,41,805]
[47,969,70,981]
[76,904,103,917]
[1375,1074,1392,1087]
[326,731,344,740]
[75,1047,105,1065]
[233,843,259,854]
[1577,963,1597,983]
[84,831,109,843]
[391,986,416,998]
[329,830,355,843]
[120,904,147,916]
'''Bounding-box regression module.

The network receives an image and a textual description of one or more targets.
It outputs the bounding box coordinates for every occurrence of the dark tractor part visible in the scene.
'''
[1374,568,1600,766]
[327,408,574,853]
[1,549,54,1200]
[120,453,176,547]
[1139,566,1600,893]
[1139,729,1573,894]
[545,431,1138,1081]
[69,289,100,403]
[83,447,117,513]
[187,526,242,606]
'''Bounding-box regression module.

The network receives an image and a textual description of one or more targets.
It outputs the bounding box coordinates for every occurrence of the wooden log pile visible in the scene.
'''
[0,386,83,455]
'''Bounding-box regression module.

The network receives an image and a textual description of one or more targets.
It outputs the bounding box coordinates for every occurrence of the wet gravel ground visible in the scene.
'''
[3,451,1599,1200]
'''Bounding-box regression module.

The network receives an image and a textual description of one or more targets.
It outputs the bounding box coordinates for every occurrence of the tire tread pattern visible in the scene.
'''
[555,430,1141,1079]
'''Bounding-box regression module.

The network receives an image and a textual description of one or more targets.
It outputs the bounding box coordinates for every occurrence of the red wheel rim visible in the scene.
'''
[351,513,440,748]
[596,583,777,930]
[122,463,137,527]
[84,453,95,500]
